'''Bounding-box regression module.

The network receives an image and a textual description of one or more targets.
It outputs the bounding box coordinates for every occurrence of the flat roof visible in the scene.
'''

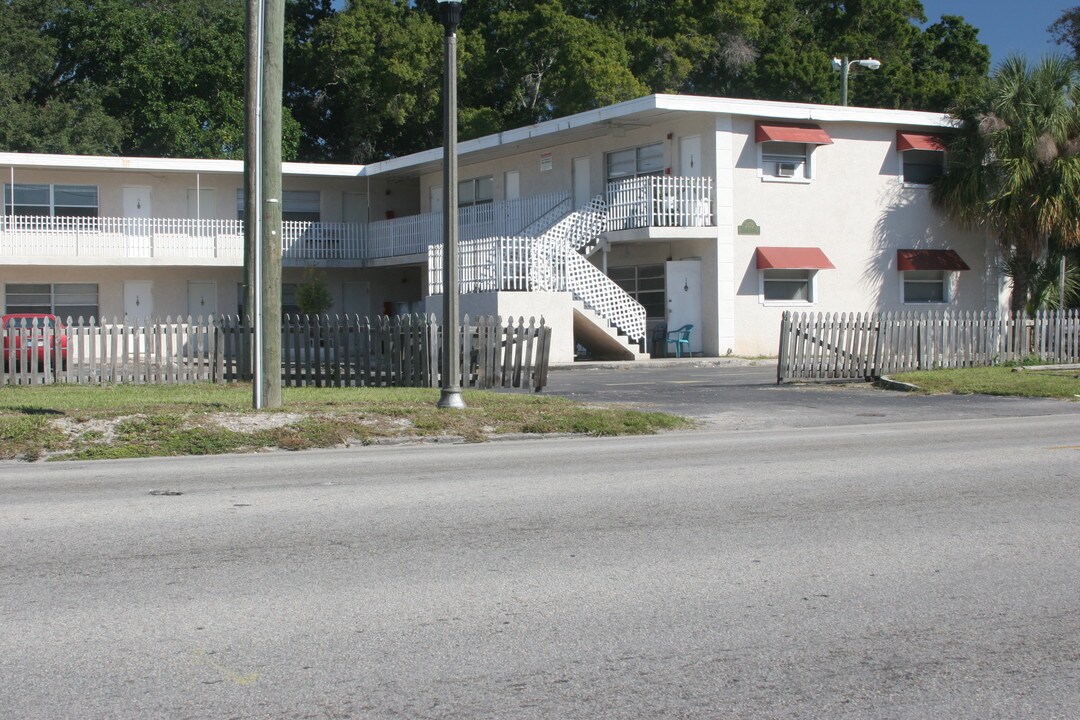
[0,94,955,180]
[0,153,365,177]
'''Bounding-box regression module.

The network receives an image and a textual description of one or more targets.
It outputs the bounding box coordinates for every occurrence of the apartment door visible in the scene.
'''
[504,171,520,201]
[124,281,154,322]
[343,192,368,225]
[429,185,443,215]
[123,186,152,218]
[572,156,591,209]
[679,135,701,177]
[187,281,217,319]
[665,259,702,354]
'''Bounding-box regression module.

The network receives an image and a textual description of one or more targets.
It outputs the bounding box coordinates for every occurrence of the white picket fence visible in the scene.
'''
[778,309,1080,381]
[2,314,553,390]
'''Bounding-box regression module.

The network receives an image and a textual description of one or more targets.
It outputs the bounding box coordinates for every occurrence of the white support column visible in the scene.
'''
[713,114,736,354]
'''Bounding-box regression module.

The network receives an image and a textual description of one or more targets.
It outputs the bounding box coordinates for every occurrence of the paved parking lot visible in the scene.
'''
[543,359,1080,430]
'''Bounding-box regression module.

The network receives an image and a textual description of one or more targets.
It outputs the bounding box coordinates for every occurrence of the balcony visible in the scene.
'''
[0,181,714,267]
[605,176,714,234]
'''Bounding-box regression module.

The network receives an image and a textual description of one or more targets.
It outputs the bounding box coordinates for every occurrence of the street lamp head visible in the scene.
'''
[437,0,462,35]
[857,58,882,71]
[832,57,842,72]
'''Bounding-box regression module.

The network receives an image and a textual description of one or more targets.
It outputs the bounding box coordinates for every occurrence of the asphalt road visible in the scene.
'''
[2,412,1079,719]
[544,362,1080,430]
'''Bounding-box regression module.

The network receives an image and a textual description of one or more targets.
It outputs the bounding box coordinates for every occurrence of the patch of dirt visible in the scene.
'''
[206,412,306,432]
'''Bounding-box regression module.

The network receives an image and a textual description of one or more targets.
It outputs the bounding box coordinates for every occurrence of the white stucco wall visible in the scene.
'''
[425,291,575,364]
[724,117,992,356]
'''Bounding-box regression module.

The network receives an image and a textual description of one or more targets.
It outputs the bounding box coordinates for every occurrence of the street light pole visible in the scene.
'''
[833,56,881,106]
[437,0,465,410]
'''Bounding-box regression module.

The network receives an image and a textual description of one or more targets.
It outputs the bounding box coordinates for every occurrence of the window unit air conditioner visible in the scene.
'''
[776,162,798,178]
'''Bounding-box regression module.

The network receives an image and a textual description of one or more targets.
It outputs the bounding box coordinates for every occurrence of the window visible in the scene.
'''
[6,283,99,319]
[901,149,944,185]
[4,184,98,217]
[897,132,946,185]
[903,270,947,303]
[458,176,494,207]
[608,264,665,319]
[606,143,664,182]
[762,269,813,303]
[760,142,811,181]
[236,190,320,221]
[754,122,832,182]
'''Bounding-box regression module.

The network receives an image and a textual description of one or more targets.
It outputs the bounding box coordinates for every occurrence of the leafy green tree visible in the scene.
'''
[43,0,303,159]
[1050,7,1080,61]
[932,56,1080,313]
[0,0,123,154]
[286,0,445,162]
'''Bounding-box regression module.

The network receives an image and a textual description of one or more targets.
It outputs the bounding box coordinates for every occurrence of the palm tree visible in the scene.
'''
[932,55,1080,313]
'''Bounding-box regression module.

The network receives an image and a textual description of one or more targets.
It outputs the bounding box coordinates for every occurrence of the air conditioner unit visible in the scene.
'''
[776,162,798,178]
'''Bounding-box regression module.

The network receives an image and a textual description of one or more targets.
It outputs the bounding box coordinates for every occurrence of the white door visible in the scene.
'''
[343,281,371,317]
[124,281,154,322]
[187,281,217,319]
[572,156,591,209]
[679,135,701,177]
[429,185,443,215]
[665,259,702,354]
[343,192,368,225]
[123,186,151,218]
[504,171,520,201]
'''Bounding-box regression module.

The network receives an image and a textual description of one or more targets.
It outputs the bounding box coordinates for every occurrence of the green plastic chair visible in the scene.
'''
[665,324,693,358]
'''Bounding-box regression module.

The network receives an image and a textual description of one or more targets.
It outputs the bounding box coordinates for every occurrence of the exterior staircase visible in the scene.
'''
[429,194,650,361]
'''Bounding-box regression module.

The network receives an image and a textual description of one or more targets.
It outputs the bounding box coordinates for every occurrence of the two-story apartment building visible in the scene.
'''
[1,94,999,363]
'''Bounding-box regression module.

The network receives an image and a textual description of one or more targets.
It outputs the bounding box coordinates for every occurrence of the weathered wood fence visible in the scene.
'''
[2,314,552,390]
[778,309,1080,382]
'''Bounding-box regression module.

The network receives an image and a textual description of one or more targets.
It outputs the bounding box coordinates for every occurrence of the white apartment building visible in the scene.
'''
[1,94,1000,363]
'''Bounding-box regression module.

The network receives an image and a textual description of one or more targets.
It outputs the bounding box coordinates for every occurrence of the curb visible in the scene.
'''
[875,375,922,392]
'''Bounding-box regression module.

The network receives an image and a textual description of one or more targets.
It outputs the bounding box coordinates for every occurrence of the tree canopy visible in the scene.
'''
[0,0,992,162]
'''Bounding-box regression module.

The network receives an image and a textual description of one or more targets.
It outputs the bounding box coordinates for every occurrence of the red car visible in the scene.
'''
[2,313,68,371]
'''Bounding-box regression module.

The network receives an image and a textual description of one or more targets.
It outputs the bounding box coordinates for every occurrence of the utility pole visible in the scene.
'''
[243,0,258,363]
[244,0,283,409]
[260,0,284,408]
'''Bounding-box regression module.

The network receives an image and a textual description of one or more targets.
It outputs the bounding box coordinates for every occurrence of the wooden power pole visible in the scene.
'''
[244,0,283,409]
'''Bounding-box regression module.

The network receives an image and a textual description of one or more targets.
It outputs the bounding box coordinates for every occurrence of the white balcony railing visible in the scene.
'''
[606,176,713,231]
[0,191,572,265]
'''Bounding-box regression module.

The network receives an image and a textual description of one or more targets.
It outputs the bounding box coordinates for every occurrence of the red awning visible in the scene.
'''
[897,131,946,152]
[755,122,833,145]
[897,249,969,271]
[755,247,835,270]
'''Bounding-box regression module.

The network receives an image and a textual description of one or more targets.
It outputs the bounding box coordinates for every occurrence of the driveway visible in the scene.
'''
[543,360,1080,430]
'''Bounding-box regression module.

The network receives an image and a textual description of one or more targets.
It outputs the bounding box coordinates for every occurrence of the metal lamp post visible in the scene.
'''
[437,0,465,409]
[832,56,881,106]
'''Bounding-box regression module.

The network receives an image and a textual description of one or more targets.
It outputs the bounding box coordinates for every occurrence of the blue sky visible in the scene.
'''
[919,0,1074,66]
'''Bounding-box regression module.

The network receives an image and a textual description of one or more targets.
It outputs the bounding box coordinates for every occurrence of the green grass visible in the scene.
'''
[0,383,693,462]
[889,366,1080,399]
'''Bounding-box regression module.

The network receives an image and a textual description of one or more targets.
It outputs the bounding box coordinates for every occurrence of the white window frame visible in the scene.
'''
[901,270,957,305]
[606,142,665,182]
[458,176,494,207]
[759,269,818,306]
[4,183,99,217]
[236,189,321,221]
[899,149,946,187]
[5,282,100,319]
[758,142,814,183]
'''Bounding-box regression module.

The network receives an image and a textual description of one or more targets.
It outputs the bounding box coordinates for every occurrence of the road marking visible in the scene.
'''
[191,649,259,686]
[1046,445,1080,451]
